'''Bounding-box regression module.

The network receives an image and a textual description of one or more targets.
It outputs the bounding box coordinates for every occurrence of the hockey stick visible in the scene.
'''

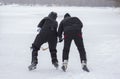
[41,47,48,51]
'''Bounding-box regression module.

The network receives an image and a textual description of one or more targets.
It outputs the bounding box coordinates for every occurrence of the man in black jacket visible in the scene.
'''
[28,12,58,71]
[58,13,89,72]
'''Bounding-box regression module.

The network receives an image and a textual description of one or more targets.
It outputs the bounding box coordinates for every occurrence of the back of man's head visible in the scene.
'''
[48,11,57,20]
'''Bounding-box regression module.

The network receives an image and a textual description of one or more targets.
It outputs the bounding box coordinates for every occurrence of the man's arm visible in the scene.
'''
[58,21,64,38]
[58,21,64,42]
[37,18,46,28]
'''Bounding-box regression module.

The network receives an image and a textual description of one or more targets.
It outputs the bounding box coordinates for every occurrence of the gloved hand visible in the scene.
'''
[37,27,41,32]
[59,37,63,42]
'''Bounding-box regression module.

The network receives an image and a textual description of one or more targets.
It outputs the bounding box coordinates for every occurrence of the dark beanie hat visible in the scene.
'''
[64,13,71,18]
[48,11,57,20]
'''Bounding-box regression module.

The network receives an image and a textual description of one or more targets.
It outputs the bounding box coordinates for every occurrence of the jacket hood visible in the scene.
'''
[48,12,57,20]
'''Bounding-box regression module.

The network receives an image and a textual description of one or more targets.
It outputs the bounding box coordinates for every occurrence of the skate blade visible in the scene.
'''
[61,66,66,72]
[55,65,59,69]
[53,63,59,69]
[82,66,90,72]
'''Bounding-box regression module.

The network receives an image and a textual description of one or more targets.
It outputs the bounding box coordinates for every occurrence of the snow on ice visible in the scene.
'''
[0,5,120,79]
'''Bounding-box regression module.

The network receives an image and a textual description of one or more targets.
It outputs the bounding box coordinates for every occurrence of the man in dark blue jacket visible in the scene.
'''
[58,13,89,72]
[28,12,58,71]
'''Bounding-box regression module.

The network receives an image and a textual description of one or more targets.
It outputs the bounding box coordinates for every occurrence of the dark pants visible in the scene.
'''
[31,30,58,64]
[63,31,87,63]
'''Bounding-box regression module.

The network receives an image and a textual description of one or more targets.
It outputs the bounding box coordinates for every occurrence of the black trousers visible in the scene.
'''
[31,30,58,64]
[63,31,87,63]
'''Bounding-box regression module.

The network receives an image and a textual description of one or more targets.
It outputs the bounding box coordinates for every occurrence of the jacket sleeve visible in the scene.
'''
[54,21,58,31]
[37,18,46,28]
[80,20,83,28]
[77,17,83,28]
[58,21,64,38]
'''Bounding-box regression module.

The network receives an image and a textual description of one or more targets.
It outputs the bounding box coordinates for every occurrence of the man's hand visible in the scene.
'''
[37,28,41,32]
[59,37,63,42]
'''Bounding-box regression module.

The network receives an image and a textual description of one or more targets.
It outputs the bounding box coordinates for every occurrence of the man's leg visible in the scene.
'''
[28,47,39,71]
[62,37,72,62]
[74,35,87,63]
[48,38,58,68]
[28,34,44,71]
[74,34,89,72]
[62,35,72,71]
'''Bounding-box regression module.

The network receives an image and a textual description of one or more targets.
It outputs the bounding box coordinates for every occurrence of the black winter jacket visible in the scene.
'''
[38,17,58,32]
[58,17,83,37]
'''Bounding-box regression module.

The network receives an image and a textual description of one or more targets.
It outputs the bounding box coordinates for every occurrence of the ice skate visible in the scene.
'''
[82,61,90,72]
[28,63,37,71]
[52,62,59,69]
[61,60,68,72]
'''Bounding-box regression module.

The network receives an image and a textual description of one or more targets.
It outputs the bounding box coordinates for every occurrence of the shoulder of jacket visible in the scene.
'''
[71,17,79,19]
[43,17,49,19]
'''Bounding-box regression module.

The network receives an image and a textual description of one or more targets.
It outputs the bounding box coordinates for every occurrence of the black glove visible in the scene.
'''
[59,37,63,42]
